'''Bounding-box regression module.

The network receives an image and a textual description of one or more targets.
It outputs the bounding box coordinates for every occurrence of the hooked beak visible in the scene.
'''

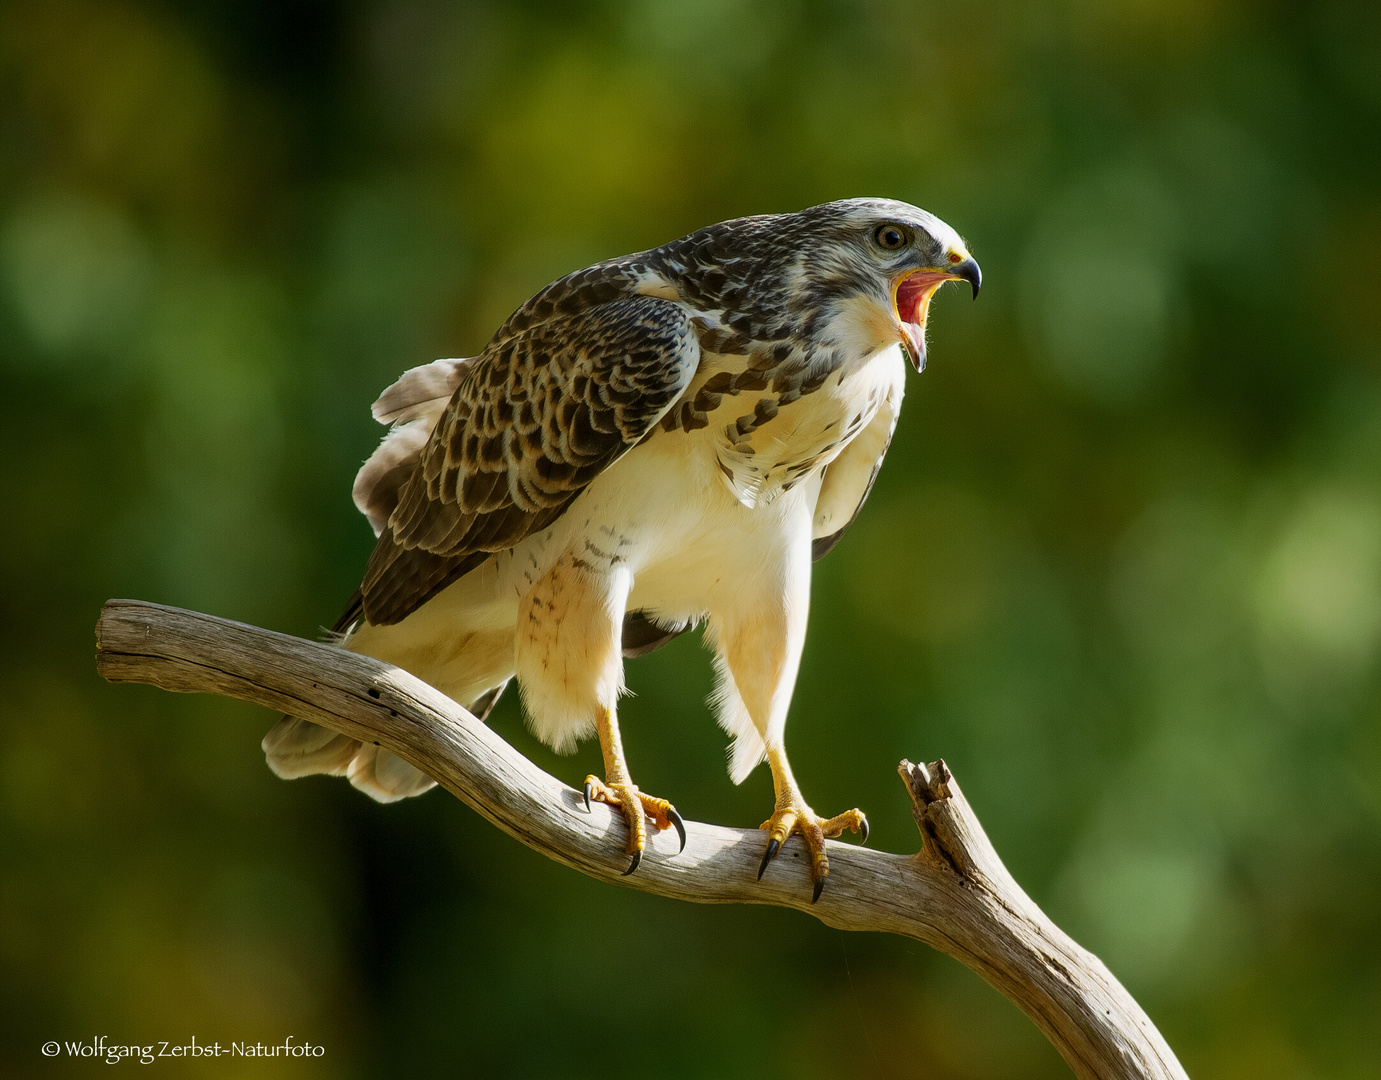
[892,255,982,372]
[952,256,981,300]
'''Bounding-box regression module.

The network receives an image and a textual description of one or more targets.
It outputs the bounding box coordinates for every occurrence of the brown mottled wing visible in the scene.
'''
[810,384,902,561]
[359,296,700,626]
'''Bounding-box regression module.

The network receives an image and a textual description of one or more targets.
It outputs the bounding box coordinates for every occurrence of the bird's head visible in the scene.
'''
[648,197,979,371]
[787,198,981,372]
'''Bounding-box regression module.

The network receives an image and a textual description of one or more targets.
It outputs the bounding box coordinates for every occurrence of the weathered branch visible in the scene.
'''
[95,599,1187,1080]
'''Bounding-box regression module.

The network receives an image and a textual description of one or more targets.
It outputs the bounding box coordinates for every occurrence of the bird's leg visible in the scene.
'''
[709,526,867,902]
[757,743,868,903]
[515,553,685,873]
[583,704,686,874]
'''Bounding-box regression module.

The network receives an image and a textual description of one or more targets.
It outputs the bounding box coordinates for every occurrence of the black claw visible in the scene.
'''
[623,849,642,876]
[758,837,781,880]
[668,807,687,854]
[583,782,593,812]
[812,877,825,904]
[859,817,869,846]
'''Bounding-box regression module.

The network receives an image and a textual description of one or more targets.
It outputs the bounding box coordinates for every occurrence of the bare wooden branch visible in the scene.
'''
[95,599,1187,1080]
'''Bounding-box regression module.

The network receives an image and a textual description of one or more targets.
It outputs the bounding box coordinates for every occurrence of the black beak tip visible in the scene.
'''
[960,258,981,300]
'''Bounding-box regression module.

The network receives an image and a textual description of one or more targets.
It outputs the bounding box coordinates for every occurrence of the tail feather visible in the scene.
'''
[262,716,358,778]
[261,679,511,803]
[281,353,502,805]
[346,744,437,802]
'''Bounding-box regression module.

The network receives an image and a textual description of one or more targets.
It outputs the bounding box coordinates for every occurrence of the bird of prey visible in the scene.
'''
[263,198,980,901]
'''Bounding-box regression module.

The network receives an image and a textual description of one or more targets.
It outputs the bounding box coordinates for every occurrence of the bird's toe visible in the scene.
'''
[583,775,686,872]
[757,802,867,902]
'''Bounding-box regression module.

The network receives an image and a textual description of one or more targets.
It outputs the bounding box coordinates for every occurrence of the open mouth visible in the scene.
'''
[892,259,980,372]
[894,270,961,372]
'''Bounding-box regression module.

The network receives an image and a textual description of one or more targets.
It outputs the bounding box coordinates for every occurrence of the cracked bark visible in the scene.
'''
[95,598,1189,1080]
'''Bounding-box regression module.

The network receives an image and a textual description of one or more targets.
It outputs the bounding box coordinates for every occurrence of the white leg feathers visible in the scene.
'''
[706,522,812,785]
[515,554,631,754]
[709,648,769,785]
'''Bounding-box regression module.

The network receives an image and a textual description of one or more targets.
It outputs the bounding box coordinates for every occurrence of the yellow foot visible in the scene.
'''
[583,776,687,875]
[758,802,868,903]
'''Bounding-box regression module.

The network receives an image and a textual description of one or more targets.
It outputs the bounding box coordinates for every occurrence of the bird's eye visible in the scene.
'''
[873,224,907,251]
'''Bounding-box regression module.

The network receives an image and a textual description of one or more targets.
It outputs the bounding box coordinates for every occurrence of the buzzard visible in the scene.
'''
[264,198,980,900]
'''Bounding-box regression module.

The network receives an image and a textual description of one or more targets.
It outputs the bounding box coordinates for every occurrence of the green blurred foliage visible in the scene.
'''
[2,0,1379,1076]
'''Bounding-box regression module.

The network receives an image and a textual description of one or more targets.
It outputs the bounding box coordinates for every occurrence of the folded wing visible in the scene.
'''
[811,376,903,561]
[360,296,701,627]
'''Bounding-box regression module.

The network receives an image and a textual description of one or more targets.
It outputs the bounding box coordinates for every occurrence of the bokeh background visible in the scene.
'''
[3,0,1380,1076]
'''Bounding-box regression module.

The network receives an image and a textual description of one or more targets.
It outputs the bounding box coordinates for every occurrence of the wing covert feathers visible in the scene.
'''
[361,295,700,626]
